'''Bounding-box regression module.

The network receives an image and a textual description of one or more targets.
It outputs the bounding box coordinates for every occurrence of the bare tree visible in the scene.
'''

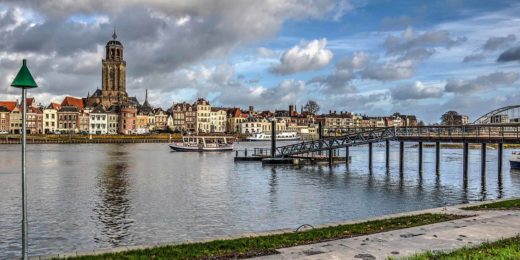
[441,110,460,125]
[304,100,320,115]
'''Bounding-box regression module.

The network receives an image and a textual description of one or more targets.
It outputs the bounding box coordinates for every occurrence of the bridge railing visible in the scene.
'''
[323,124,520,139]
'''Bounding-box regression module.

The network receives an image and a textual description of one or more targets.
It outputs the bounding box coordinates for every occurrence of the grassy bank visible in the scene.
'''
[463,198,520,210]
[67,213,465,259]
[406,235,520,259]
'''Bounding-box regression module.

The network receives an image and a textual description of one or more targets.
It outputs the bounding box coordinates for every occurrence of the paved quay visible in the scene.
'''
[254,203,520,260]
[31,199,519,260]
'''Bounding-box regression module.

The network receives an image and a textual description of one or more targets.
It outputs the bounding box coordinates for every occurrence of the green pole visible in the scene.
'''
[11,59,38,259]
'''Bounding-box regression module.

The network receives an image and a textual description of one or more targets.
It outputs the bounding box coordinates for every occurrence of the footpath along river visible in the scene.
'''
[0,142,519,258]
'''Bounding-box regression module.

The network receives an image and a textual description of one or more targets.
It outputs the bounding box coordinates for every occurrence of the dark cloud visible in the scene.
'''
[379,16,413,31]
[462,53,485,63]
[360,59,417,81]
[384,27,466,55]
[497,46,520,62]
[444,71,518,93]
[482,34,516,51]
[0,1,348,108]
[391,81,443,101]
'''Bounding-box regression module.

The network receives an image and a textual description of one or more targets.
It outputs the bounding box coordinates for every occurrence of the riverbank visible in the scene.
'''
[37,213,465,259]
[255,198,520,260]
[0,133,249,144]
[30,199,518,259]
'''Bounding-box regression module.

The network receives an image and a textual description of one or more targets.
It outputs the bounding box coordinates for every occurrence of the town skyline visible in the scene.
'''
[1,1,520,124]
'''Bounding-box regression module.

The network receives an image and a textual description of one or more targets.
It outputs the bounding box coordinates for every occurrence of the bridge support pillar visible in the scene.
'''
[318,122,323,156]
[498,143,503,174]
[435,142,440,174]
[399,141,404,173]
[481,143,486,175]
[345,146,349,166]
[385,140,390,168]
[463,142,469,180]
[368,142,373,170]
[418,142,423,172]
[271,120,276,158]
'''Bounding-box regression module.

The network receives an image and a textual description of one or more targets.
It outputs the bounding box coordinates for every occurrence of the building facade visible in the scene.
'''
[89,105,108,134]
[172,102,196,132]
[210,108,227,133]
[195,98,211,133]
[58,106,80,133]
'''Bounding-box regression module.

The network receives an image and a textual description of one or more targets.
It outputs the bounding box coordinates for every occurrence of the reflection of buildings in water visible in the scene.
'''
[92,146,133,246]
[269,167,277,196]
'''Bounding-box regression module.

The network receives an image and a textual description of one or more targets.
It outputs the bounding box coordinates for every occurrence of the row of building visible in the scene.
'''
[0,32,420,136]
[0,94,420,135]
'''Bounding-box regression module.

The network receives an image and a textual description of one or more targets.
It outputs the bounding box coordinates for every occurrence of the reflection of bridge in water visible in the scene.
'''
[273,124,519,176]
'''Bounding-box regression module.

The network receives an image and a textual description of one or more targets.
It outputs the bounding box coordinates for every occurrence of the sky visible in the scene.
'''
[0,0,520,123]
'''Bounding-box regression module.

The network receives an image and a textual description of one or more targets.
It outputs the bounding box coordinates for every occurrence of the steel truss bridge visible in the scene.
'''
[473,105,520,124]
[275,124,520,158]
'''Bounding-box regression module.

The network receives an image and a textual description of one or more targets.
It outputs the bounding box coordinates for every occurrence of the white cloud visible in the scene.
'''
[270,38,333,75]
[391,81,443,100]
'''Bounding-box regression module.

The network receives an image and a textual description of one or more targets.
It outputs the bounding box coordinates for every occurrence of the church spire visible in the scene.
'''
[143,89,150,107]
[112,26,117,40]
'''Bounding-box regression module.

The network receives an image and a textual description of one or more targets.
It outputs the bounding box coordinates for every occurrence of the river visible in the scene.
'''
[0,142,519,258]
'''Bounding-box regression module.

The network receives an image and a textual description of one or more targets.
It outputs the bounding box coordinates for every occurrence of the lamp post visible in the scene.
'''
[11,59,38,260]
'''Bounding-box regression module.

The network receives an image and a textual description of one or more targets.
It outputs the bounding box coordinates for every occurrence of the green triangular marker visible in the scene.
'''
[11,59,38,89]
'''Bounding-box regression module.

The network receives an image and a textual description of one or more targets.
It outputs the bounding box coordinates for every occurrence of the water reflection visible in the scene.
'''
[498,171,504,199]
[92,146,133,246]
[481,171,487,200]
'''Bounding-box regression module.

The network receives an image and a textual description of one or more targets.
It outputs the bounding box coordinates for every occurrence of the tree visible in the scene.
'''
[441,110,460,125]
[304,100,320,115]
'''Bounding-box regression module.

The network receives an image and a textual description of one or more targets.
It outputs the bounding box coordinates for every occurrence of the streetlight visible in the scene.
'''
[11,59,38,260]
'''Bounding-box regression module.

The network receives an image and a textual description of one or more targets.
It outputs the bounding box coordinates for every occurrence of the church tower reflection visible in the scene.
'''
[93,145,134,246]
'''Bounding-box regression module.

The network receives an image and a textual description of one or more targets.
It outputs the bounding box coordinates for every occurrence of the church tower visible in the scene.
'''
[101,29,128,106]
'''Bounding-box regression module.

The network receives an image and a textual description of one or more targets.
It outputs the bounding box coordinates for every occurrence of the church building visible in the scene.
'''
[86,30,129,107]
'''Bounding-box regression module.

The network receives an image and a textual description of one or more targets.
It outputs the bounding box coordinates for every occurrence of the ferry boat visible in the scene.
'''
[169,136,234,152]
[510,151,520,169]
[246,132,301,141]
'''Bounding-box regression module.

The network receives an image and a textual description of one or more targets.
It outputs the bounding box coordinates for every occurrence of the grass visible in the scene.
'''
[463,198,520,211]
[405,235,520,260]
[66,213,466,260]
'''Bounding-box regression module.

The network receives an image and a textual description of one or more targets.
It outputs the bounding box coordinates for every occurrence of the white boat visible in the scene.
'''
[246,132,301,141]
[169,136,234,152]
[510,151,520,169]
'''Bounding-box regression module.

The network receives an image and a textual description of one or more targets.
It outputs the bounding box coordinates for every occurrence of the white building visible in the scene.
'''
[89,105,108,134]
[210,108,227,133]
[166,113,174,130]
[107,112,118,134]
[195,98,211,133]
[43,104,59,134]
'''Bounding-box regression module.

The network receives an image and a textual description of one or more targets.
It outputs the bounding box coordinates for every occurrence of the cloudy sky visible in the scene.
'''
[1,0,520,123]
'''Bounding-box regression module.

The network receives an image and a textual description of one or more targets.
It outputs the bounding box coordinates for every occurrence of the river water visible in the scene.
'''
[0,142,519,258]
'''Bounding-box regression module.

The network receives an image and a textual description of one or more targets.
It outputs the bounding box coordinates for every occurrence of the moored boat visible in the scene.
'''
[510,151,520,169]
[169,136,234,152]
[246,132,300,141]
